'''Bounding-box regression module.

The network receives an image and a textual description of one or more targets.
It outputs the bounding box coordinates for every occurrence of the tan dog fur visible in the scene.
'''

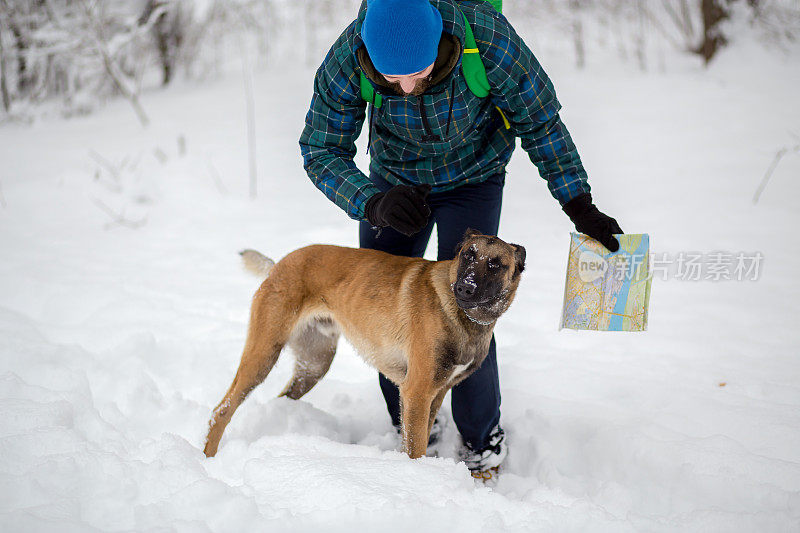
[203,230,525,460]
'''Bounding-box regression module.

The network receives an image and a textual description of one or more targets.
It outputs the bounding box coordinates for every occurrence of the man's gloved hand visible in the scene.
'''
[365,184,432,236]
[562,193,623,252]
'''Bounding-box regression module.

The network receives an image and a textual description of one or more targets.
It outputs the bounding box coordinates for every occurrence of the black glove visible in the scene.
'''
[562,193,623,252]
[365,184,432,236]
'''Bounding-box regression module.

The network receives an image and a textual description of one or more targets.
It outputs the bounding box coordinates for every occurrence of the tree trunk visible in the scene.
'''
[140,0,184,86]
[571,0,585,69]
[0,23,10,113]
[7,14,32,93]
[695,0,732,63]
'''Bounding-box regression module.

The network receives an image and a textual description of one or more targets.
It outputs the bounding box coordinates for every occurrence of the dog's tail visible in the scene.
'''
[240,249,275,278]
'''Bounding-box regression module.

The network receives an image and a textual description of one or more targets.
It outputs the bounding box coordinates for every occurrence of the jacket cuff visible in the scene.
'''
[561,192,593,221]
[364,191,386,226]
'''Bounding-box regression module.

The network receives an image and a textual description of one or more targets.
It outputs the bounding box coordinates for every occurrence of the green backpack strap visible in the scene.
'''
[461,12,490,98]
[461,0,504,96]
[461,9,510,129]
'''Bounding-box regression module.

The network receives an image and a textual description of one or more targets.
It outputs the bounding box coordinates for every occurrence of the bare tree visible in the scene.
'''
[3,1,33,95]
[660,0,698,48]
[571,0,586,69]
[139,0,189,86]
[694,0,733,62]
[0,21,10,113]
[0,0,343,118]
[79,0,151,126]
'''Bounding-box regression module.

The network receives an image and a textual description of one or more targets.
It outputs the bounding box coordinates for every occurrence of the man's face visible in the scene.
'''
[382,62,435,96]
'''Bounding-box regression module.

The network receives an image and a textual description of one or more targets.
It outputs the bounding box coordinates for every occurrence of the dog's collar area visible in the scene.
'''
[454,288,509,311]
[462,310,495,326]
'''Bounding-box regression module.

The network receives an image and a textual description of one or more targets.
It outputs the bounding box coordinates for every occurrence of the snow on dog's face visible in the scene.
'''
[450,229,526,325]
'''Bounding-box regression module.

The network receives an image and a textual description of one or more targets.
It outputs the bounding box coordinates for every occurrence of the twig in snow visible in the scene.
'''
[207,159,227,195]
[753,144,800,204]
[153,147,168,164]
[91,197,146,230]
[89,149,123,192]
[89,149,117,175]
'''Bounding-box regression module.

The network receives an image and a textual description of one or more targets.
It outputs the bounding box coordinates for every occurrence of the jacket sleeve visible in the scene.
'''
[299,27,382,220]
[472,9,591,206]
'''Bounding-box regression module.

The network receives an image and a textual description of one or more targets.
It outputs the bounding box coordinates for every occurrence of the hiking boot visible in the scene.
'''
[458,424,507,481]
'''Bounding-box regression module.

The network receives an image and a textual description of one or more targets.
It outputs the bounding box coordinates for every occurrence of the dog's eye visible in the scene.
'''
[488,258,506,270]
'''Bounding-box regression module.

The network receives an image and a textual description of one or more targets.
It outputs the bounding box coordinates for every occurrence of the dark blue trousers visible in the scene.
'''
[359,173,504,450]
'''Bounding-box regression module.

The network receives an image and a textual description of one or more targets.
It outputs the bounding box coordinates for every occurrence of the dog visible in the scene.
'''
[203,229,525,460]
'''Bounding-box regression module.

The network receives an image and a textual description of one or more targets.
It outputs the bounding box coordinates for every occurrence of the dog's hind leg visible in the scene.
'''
[280,318,339,400]
[204,288,296,457]
[204,339,285,457]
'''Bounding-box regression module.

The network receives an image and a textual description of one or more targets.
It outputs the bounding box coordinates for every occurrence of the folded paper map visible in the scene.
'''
[560,233,652,332]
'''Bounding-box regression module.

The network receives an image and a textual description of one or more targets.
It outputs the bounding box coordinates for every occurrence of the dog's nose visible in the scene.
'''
[455,280,476,299]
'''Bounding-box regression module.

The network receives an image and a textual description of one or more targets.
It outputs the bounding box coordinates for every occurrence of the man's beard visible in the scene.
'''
[387,76,433,97]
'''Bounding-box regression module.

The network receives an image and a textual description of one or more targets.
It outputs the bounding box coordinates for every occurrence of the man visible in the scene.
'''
[299,0,622,478]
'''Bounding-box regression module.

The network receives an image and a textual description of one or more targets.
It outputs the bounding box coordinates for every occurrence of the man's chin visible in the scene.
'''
[388,79,432,97]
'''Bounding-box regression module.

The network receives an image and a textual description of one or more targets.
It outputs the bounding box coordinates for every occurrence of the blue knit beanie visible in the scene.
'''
[362,0,443,75]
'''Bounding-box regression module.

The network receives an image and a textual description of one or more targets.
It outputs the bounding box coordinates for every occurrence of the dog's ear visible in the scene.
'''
[511,243,526,274]
[462,228,481,240]
[453,228,482,256]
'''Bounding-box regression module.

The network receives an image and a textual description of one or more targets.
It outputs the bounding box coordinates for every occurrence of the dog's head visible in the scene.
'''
[449,229,526,325]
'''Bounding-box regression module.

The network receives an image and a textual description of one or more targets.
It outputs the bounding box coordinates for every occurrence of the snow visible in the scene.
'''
[2,24,800,533]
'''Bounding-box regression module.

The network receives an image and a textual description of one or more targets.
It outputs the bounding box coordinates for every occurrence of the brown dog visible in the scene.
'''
[203,229,525,459]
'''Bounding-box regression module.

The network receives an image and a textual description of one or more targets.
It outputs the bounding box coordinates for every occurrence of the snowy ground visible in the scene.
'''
[2,26,800,532]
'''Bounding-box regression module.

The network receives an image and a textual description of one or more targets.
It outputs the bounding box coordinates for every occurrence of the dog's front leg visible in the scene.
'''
[400,387,435,458]
[399,362,437,459]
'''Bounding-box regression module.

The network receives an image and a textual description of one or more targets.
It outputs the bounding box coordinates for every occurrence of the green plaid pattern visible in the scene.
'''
[299,0,591,220]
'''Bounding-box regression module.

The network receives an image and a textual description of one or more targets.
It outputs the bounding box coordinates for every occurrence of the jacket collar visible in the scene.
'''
[357,34,461,95]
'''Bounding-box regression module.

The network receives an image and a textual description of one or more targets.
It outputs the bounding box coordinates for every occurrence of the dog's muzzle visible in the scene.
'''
[453,278,477,304]
[453,281,505,310]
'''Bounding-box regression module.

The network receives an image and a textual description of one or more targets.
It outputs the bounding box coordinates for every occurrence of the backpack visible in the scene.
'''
[359,0,511,130]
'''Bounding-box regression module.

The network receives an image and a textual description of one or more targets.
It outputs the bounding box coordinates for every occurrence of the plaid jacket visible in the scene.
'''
[299,0,591,221]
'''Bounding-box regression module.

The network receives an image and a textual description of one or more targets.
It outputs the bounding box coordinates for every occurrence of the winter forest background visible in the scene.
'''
[2,0,799,123]
[1,1,800,532]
